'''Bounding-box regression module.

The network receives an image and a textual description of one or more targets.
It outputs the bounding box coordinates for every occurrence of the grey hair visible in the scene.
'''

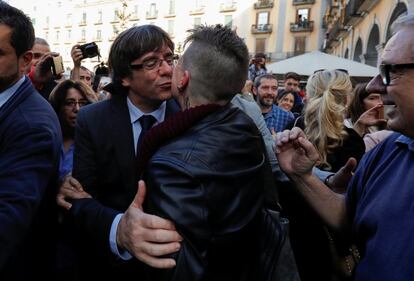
[34,37,49,46]
[391,13,414,34]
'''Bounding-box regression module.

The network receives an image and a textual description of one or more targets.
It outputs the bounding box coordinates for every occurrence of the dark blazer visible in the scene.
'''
[0,77,61,280]
[71,93,179,279]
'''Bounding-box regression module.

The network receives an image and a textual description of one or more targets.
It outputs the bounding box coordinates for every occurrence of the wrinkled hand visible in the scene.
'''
[275,127,319,176]
[56,175,92,210]
[34,52,59,83]
[71,44,83,67]
[328,157,357,194]
[117,180,182,268]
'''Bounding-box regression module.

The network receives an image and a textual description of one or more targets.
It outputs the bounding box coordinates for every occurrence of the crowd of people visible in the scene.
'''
[1,2,414,281]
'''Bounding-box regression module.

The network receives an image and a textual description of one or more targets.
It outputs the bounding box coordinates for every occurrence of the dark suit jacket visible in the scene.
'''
[0,77,61,280]
[71,93,179,278]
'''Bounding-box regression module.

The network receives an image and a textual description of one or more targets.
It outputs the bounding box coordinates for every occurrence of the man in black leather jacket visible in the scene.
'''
[133,24,276,281]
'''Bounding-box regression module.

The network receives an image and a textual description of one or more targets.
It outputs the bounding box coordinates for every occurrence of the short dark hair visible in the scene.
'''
[182,24,249,102]
[108,25,174,88]
[254,52,266,59]
[284,72,300,82]
[0,2,35,57]
[253,73,277,89]
[277,90,297,103]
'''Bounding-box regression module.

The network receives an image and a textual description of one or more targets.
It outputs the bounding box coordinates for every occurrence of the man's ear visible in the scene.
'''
[20,51,33,70]
[178,70,190,92]
[252,86,258,97]
[121,77,131,87]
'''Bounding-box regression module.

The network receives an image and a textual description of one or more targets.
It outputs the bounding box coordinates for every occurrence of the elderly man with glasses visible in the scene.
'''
[274,14,414,281]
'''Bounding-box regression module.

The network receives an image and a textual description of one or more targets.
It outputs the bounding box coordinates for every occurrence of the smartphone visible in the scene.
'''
[51,55,65,76]
[100,76,111,87]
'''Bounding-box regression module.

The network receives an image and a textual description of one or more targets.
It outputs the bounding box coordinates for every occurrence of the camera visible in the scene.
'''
[78,42,100,59]
[44,55,64,77]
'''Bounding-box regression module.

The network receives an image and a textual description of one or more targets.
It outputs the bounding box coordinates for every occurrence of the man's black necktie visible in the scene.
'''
[136,115,156,156]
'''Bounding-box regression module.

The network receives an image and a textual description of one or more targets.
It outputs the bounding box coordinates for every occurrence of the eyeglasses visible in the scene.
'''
[130,54,179,71]
[379,63,414,86]
[64,100,89,108]
[313,69,349,74]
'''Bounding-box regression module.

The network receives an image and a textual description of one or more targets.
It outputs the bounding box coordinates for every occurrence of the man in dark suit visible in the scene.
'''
[68,25,182,279]
[0,3,61,279]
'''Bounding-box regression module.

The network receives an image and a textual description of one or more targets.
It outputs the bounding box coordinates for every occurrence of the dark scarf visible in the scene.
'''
[136,103,223,178]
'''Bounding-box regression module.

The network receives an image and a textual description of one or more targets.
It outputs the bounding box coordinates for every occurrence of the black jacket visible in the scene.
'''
[143,104,274,280]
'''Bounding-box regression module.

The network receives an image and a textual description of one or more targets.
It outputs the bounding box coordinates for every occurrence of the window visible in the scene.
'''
[133,5,139,18]
[169,0,175,14]
[294,36,306,55]
[257,12,269,30]
[113,25,119,35]
[46,16,50,26]
[82,12,87,24]
[45,31,49,40]
[194,17,201,27]
[31,18,36,26]
[114,9,119,21]
[81,29,86,41]
[66,29,71,40]
[149,3,156,17]
[96,29,101,40]
[66,13,72,26]
[97,10,102,22]
[55,30,60,41]
[296,8,309,26]
[167,20,174,35]
[255,38,266,53]
[225,15,233,28]
[195,0,203,9]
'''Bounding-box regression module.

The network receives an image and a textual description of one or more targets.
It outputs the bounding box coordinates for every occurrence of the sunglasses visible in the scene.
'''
[379,63,414,86]
[313,69,349,74]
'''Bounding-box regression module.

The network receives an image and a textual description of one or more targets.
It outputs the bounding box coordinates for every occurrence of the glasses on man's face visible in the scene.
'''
[130,54,179,72]
[379,63,414,86]
[64,99,89,108]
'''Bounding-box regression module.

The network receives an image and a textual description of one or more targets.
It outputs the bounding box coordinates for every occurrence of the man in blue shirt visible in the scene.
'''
[274,14,414,281]
[253,73,294,133]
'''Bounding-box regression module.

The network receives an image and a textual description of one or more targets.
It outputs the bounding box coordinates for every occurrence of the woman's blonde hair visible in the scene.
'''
[304,70,352,170]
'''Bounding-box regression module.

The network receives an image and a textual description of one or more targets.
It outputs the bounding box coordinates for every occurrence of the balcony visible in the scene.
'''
[164,12,176,18]
[251,23,272,34]
[220,2,237,12]
[290,21,314,32]
[189,7,205,15]
[343,0,364,27]
[146,10,158,20]
[292,0,315,5]
[254,0,274,9]
[324,20,347,50]
[78,21,87,26]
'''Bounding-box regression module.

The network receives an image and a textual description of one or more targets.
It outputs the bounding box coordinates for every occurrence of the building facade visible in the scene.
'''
[323,0,413,67]
[10,0,331,71]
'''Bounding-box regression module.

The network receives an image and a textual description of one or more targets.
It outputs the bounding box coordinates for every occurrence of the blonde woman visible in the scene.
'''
[304,70,365,172]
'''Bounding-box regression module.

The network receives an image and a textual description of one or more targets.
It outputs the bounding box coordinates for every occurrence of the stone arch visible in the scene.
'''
[366,24,380,66]
[386,2,408,42]
[353,38,362,62]
[344,48,349,59]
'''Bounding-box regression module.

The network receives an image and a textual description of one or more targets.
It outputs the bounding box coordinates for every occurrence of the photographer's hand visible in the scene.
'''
[71,44,83,67]
[34,52,59,84]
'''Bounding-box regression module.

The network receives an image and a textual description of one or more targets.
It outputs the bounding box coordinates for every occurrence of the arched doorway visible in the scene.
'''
[353,38,362,62]
[386,2,408,42]
[344,48,349,59]
[366,24,380,66]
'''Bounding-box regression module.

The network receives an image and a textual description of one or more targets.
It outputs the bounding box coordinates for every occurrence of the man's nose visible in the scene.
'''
[366,74,387,95]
